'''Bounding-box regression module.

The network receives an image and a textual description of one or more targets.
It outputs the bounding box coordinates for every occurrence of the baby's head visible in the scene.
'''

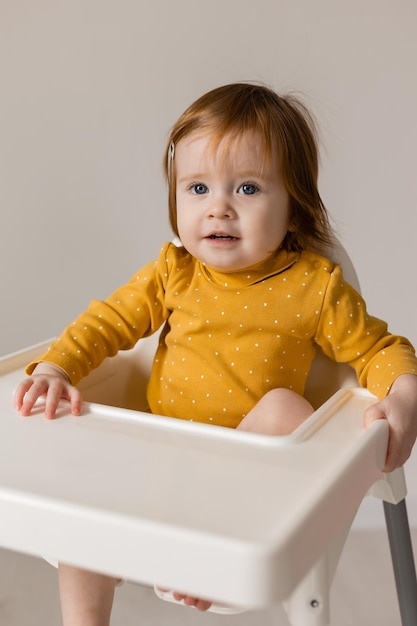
[164,82,333,254]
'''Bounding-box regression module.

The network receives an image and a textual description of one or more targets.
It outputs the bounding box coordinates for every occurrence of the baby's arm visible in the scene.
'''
[15,362,82,420]
[364,373,417,472]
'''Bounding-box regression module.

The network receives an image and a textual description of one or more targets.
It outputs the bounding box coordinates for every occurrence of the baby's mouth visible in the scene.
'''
[206,234,239,240]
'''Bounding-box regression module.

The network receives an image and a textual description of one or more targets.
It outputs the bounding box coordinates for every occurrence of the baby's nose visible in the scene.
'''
[207,197,235,219]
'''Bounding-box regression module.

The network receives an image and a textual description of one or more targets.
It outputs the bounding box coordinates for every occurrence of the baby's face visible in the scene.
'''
[174,130,290,272]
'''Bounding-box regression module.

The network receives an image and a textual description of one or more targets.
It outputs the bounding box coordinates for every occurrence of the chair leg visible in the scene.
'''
[284,552,330,626]
[284,521,355,626]
[383,499,417,626]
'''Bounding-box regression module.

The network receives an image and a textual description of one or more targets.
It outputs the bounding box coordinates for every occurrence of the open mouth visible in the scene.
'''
[206,234,239,240]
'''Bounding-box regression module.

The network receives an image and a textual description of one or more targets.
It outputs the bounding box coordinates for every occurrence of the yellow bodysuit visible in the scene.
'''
[27,242,417,427]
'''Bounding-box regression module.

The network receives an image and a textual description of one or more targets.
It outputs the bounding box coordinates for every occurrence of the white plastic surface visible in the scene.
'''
[0,342,389,609]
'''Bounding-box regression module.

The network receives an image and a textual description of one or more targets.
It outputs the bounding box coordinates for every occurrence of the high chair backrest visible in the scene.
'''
[79,240,361,411]
[303,241,361,407]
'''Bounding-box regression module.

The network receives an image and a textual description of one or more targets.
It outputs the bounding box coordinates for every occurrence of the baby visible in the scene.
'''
[15,82,417,624]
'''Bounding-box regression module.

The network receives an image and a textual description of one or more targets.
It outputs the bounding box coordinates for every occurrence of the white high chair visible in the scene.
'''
[0,242,416,626]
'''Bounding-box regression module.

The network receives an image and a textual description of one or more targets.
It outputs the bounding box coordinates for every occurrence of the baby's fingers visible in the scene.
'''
[41,378,82,419]
[15,376,82,419]
[42,379,68,419]
[14,378,36,412]
[364,399,413,472]
[61,385,83,418]
[16,377,50,416]
[383,431,413,473]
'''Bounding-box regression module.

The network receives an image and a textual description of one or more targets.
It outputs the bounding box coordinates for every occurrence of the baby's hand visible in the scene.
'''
[364,374,417,472]
[14,363,82,420]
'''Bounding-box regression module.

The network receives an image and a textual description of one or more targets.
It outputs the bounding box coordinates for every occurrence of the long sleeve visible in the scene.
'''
[314,264,417,399]
[26,245,172,385]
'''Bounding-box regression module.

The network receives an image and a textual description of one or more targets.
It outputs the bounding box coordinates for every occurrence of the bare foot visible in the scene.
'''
[172,591,212,611]
[155,587,212,611]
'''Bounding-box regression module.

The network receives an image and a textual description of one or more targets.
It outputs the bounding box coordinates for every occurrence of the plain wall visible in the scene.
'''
[1,0,416,526]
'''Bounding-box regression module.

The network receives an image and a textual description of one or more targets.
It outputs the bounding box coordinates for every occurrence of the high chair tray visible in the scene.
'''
[0,342,389,609]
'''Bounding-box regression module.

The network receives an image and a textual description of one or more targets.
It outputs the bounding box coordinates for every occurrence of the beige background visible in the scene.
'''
[1,1,416,525]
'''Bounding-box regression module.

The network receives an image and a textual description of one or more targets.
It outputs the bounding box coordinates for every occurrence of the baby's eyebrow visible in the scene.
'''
[177,173,206,183]
[177,170,272,183]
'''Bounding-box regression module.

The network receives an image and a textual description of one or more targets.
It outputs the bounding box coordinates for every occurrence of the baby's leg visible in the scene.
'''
[59,563,119,626]
[238,388,314,435]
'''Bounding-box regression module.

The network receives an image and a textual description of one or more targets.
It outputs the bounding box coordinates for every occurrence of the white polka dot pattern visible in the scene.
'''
[27,242,417,427]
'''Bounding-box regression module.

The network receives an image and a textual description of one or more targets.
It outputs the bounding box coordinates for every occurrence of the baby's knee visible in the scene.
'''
[238,388,314,436]
[262,387,298,402]
[262,387,311,411]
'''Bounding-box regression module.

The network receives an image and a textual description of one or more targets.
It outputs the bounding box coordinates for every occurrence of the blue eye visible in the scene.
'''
[240,183,258,195]
[191,183,208,195]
